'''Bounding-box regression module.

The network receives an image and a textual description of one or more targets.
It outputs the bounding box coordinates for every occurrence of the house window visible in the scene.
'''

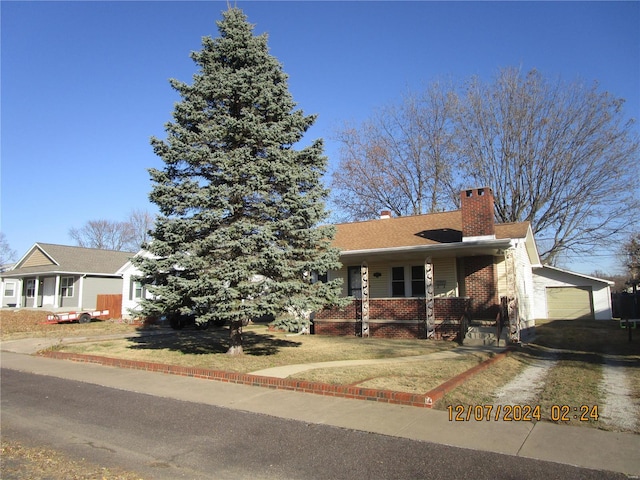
[348,266,362,297]
[25,279,36,298]
[391,267,405,297]
[131,281,144,299]
[312,272,328,284]
[60,277,74,297]
[4,282,16,297]
[411,266,426,297]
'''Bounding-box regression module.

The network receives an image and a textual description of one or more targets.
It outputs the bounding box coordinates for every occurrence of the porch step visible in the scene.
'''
[463,325,508,346]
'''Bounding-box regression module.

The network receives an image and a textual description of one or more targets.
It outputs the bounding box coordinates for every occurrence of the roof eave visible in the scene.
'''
[339,238,514,258]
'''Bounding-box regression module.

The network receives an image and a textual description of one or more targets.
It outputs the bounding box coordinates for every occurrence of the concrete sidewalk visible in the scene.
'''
[1,337,639,476]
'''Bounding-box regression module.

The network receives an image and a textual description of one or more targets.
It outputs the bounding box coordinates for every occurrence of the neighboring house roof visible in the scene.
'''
[533,265,615,286]
[333,210,531,251]
[3,243,135,277]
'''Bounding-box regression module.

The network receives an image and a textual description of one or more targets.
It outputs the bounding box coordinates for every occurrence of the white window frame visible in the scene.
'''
[60,277,74,297]
[4,281,16,297]
[131,280,144,300]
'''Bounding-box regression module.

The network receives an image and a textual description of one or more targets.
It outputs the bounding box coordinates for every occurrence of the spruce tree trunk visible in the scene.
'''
[227,319,244,355]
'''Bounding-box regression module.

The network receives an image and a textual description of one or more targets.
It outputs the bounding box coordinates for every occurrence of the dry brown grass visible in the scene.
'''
[293,352,492,394]
[55,323,457,374]
[0,309,141,340]
[435,319,640,433]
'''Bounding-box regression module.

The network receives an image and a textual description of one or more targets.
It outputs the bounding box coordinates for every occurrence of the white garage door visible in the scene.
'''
[546,286,594,320]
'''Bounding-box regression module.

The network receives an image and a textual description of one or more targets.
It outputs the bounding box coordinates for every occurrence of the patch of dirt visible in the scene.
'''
[1,439,144,480]
[492,352,558,405]
[600,357,639,432]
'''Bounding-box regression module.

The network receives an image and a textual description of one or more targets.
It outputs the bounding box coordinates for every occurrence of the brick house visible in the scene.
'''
[314,187,541,342]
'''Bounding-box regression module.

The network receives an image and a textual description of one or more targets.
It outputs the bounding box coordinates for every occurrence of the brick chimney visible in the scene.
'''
[380,210,392,219]
[460,187,495,240]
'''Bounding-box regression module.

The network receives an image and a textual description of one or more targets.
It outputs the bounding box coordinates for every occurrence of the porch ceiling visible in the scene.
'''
[339,239,512,264]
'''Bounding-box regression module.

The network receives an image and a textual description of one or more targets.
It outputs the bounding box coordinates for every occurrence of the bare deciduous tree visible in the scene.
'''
[69,220,134,251]
[0,232,17,267]
[69,210,155,252]
[126,209,155,250]
[456,67,639,264]
[332,67,639,264]
[332,81,458,219]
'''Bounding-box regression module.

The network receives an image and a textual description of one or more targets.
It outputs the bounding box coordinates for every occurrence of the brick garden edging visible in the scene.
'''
[39,348,512,408]
[423,347,514,404]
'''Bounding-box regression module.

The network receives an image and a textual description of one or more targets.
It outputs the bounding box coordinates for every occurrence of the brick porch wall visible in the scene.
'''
[463,255,499,319]
[314,297,470,340]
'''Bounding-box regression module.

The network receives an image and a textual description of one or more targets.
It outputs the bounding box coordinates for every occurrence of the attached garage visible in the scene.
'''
[546,286,594,320]
[532,266,613,320]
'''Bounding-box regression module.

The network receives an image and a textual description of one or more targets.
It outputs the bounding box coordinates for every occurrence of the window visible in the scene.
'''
[411,266,426,297]
[348,266,362,297]
[312,272,328,284]
[60,277,74,297]
[4,282,15,297]
[131,281,144,300]
[25,279,36,298]
[391,267,405,297]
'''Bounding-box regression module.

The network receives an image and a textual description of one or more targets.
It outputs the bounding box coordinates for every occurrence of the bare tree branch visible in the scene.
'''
[332,67,639,263]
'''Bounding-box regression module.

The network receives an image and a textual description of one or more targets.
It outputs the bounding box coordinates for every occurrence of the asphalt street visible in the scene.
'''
[1,368,629,480]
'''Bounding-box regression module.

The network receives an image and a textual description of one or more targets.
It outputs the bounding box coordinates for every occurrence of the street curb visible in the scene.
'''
[38,348,512,408]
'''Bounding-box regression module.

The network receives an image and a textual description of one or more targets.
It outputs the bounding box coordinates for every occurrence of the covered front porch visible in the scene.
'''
[313,244,522,341]
[14,274,80,309]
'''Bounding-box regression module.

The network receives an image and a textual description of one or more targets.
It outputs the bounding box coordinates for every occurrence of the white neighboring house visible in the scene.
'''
[117,250,155,320]
[118,250,268,320]
[532,265,614,320]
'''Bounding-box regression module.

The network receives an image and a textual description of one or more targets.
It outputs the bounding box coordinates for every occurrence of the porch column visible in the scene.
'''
[361,262,369,337]
[34,276,41,308]
[505,248,519,342]
[77,275,84,310]
[425,257,435,339]
[54,275,61,308]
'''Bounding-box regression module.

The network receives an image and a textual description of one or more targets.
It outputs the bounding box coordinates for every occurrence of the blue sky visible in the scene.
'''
[2,1,638,275]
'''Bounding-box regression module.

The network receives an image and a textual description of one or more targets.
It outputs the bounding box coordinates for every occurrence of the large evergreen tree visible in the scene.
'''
[134,8,343,354]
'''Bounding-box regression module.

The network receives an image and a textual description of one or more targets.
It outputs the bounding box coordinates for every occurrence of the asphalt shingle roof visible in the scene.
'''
[6,243,135,276]
[332,210,530,251]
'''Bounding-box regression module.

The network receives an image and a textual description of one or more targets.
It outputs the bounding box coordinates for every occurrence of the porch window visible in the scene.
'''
[4,282,16,297]
[411,266,426,297]
[391,267,405,297]
[60,277,74,297]
[347,266,362,297]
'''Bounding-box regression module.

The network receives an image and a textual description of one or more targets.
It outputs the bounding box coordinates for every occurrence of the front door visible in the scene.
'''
[41,277,56,307]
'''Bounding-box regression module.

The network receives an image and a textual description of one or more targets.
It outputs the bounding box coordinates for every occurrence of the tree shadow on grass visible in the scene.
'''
[127,327,302,356]
[517,319,640,368]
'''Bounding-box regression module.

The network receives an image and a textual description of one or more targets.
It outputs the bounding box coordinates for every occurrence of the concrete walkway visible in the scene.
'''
[1,334,639,477]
